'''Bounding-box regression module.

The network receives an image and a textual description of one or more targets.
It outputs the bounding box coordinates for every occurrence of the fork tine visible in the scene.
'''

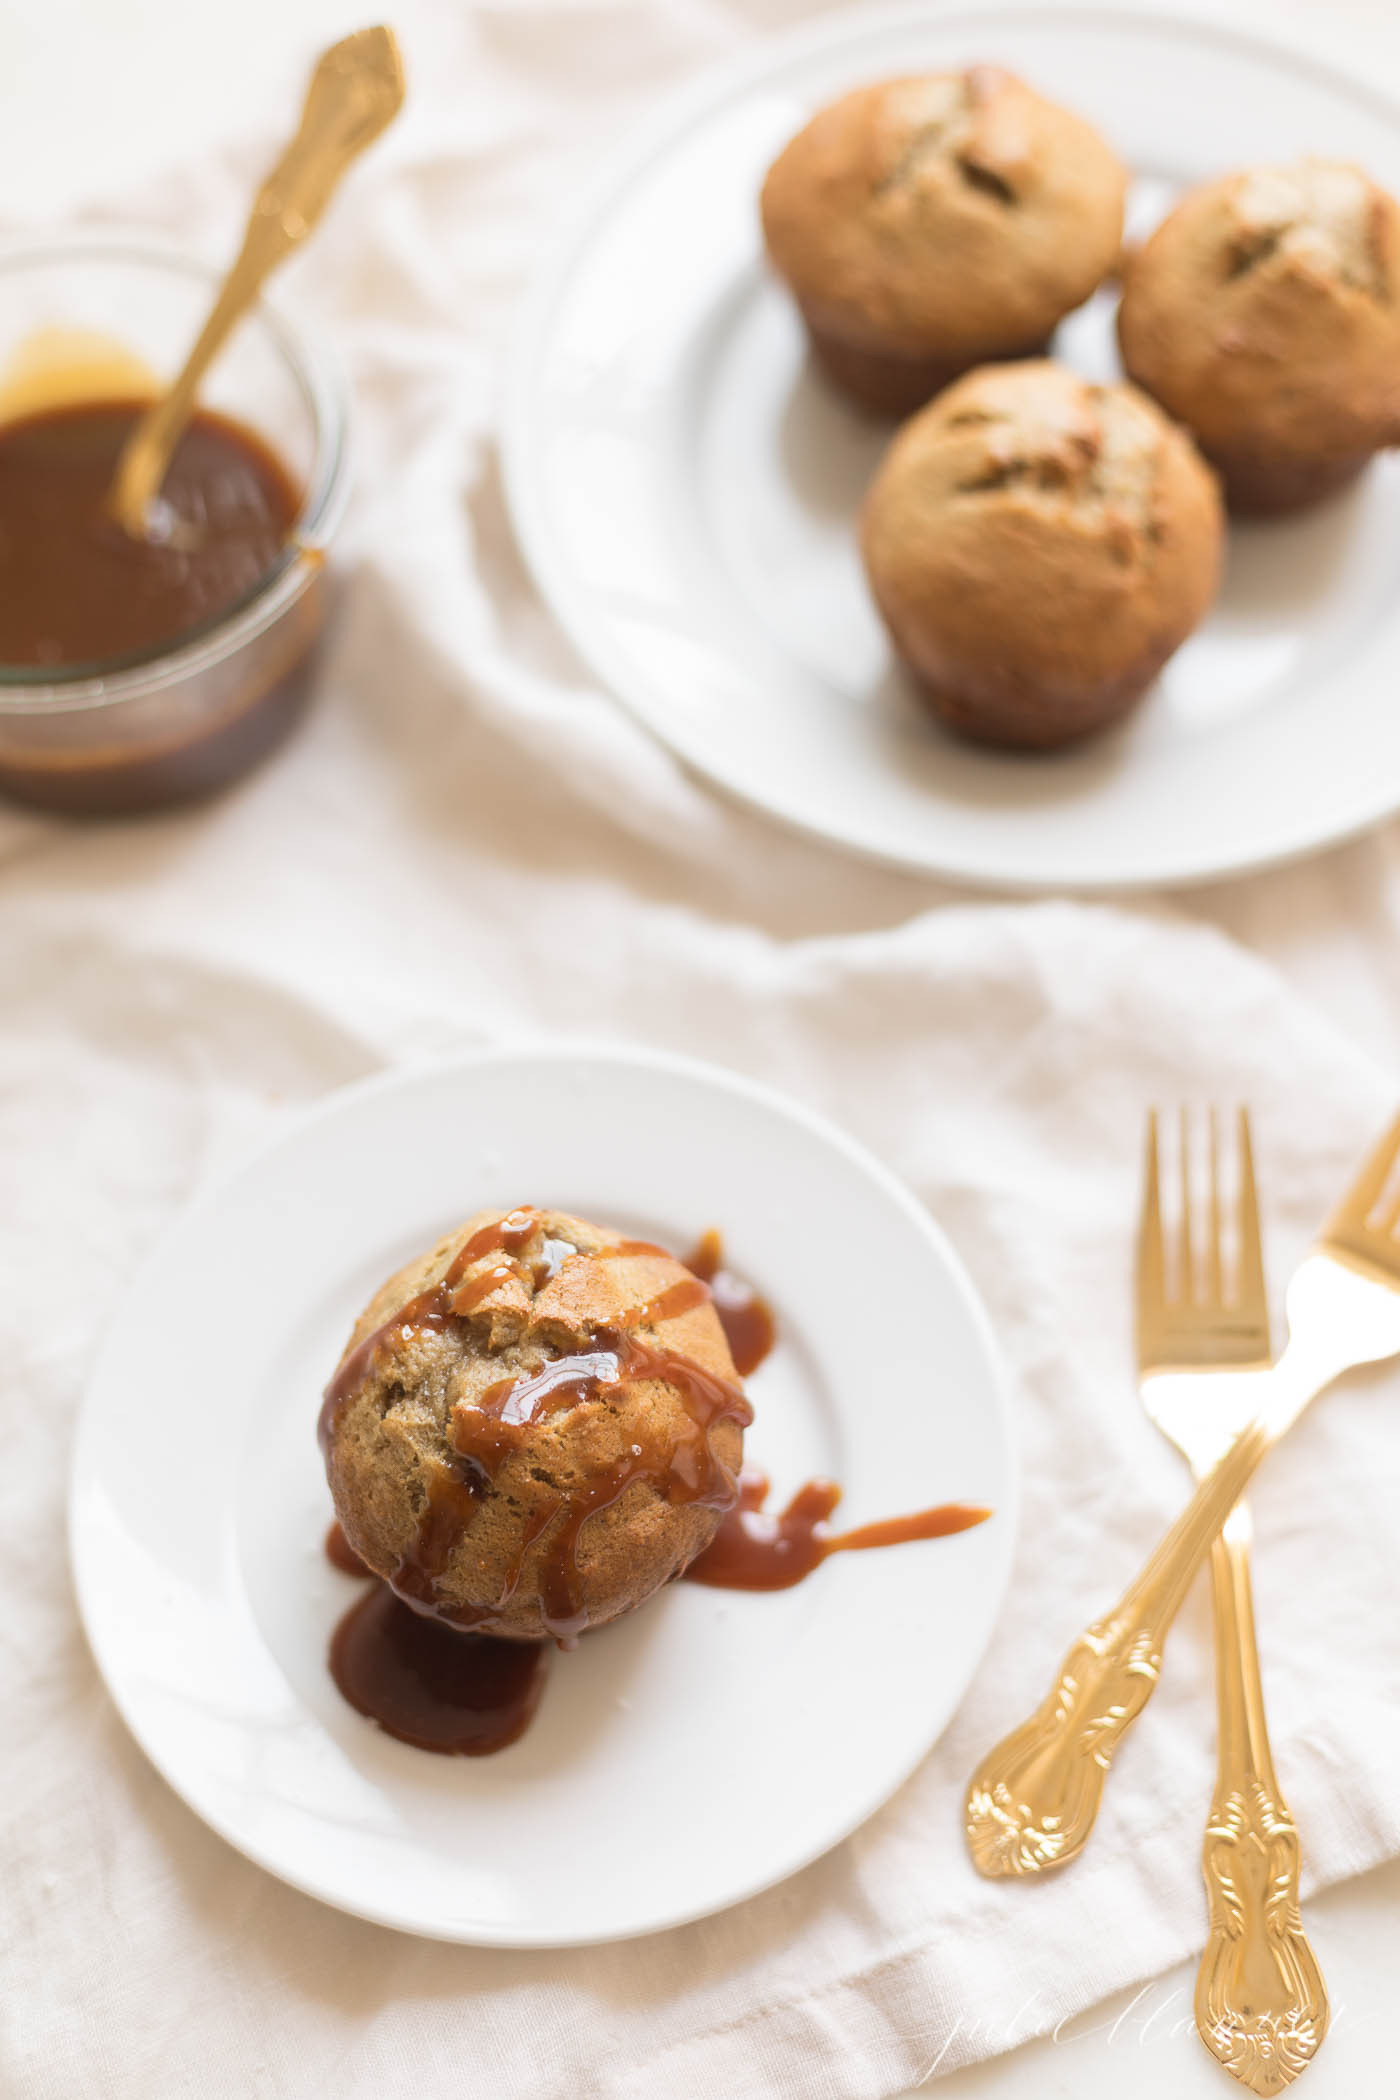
[1137,1109,1167,1351]
[1207,1106,1224,1309]
[1325,1110,1400,1237]
[1236,1107,1269,1330]
[1139,1105,1271,1371]
[1178,1107,1194,1306]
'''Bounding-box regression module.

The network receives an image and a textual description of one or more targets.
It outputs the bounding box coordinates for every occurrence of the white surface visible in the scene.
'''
[6,2,1400,2098]
[504,2,1400,892]
[70,1045,1015,1946]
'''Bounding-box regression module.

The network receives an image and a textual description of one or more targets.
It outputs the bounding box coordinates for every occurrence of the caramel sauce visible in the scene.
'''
[627,1276,710,1325]
[0,392,327,816]
[827,1504,991,1551]
[324,1519,369,1576]
[682,1229,776,1377]
[684,1468,991,1591]
[393,1463,491,1616]
[0,397,299,669]
[449,1260,519,1316]
[325,1521,548,1756]
[329,1581,548,1756]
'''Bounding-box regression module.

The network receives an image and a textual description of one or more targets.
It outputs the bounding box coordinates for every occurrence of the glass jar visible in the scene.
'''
[0,231,349,815]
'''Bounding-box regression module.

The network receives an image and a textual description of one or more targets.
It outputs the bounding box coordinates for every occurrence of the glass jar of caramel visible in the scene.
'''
[0,232,348,815]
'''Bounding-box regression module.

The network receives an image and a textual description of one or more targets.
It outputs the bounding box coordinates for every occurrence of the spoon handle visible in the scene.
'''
[110,25,404,535]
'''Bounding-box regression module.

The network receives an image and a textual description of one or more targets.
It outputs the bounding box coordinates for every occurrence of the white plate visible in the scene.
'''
[502,2,1400,892]
[70,1046,1014,1946]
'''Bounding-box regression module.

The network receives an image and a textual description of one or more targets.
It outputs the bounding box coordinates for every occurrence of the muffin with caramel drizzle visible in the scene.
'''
[318,1207,751,1643]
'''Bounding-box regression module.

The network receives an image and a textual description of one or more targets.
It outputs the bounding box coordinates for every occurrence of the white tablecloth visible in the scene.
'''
[7,3,1400,2096]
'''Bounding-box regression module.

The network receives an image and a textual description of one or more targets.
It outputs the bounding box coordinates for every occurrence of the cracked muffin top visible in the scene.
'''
[860,361,1223,747]
[869,359,1168,532]
[1118,159,1400,497]
[319,1207,750,1642]
[760,69,1126,370]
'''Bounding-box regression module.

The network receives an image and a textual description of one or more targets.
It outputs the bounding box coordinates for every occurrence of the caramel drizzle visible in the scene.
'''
[680,1230,776,1378]
[684,1469,991,1591]
[317,1207,541,1456]
[324,1518,369,1577]
[442,1314,752,1643]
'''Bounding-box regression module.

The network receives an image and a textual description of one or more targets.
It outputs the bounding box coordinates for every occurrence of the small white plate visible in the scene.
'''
[502,2,1400,891]
[70,1046,1014,1946]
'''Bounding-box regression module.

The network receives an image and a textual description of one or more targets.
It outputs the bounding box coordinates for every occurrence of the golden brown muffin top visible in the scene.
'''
[860,362,1223,739]
[760,68,1126,357]
[866,360,1187,560]
[320,1207,749,1641]
[1118,158,1400,464]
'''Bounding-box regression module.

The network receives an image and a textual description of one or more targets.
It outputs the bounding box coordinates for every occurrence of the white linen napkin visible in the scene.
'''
[7,4,1400,2097]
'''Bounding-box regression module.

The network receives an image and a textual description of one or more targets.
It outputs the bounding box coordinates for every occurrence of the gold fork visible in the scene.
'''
[965,1106,1400,1885]
[1139,1109,1325,2094]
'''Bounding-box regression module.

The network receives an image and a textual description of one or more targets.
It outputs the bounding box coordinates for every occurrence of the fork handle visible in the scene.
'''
[964,1415,1273,1877]
[1196,1517,1328,2092]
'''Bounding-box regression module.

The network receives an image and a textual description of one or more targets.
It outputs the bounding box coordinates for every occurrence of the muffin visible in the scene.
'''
[1118,159,1400,514]
[860,361,1224,748]
[318,1207,750,1642]
[760,68,1127,414]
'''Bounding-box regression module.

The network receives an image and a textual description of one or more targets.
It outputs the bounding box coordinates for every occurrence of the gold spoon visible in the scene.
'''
[108,25,405,540]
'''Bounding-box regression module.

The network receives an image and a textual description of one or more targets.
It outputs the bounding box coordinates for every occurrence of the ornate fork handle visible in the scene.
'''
[1196,1523,1327,2094]
[964,1603,1168,1875]
[965,1414,1273,1877]
[1198,1780,1326,2092]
